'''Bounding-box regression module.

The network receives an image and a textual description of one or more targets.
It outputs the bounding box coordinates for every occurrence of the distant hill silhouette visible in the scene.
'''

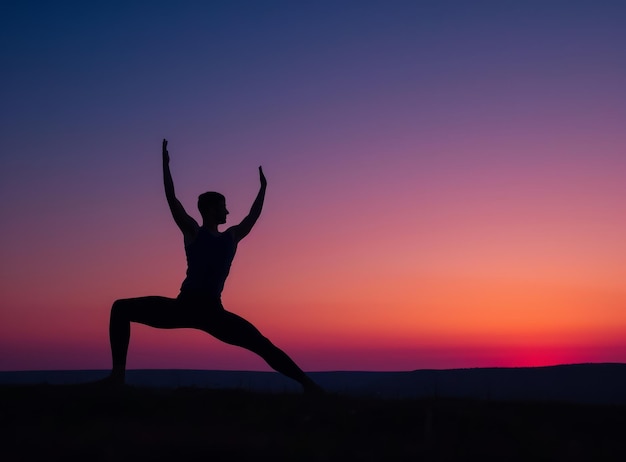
[1,363,624,404]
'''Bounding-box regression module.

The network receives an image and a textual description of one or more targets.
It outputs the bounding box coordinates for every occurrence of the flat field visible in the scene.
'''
[2,384,625,461]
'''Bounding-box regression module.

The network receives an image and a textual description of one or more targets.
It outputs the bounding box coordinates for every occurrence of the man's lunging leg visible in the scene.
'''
[107,296,183,385]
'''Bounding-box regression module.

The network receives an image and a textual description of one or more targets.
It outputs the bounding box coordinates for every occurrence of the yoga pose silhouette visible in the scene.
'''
[104,139,321,393]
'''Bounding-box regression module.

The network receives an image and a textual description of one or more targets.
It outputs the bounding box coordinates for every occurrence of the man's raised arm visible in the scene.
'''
[230,166,267,242]
[162,139,197,236]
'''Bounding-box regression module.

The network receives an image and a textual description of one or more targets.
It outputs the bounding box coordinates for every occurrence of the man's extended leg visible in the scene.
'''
[108,296,183,384]
[200,309,322,393]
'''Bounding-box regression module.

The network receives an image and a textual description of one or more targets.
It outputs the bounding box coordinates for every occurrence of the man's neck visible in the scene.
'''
[201,222,219,233]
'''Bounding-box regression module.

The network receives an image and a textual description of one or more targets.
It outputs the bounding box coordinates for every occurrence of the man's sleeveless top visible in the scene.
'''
[179,228,236,298]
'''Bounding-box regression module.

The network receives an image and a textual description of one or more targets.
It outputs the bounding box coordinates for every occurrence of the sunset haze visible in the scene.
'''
[1,1,625,372]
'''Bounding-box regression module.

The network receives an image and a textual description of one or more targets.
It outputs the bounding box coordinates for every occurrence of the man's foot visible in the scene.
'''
[303,380,325,396]
[89,372,125,389]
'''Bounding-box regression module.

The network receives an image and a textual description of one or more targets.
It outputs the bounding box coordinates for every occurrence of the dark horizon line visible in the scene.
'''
[2,361,624,374]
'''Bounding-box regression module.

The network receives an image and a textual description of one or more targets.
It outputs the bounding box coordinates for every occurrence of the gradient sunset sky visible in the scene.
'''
[1,1,625,371]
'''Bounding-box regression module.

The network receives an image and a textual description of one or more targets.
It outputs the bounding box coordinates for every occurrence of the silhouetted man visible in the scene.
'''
[104,139,321,393]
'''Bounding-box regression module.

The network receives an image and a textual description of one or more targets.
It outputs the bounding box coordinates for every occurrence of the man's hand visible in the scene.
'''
[162,139,169,164]
[259,166,267,188]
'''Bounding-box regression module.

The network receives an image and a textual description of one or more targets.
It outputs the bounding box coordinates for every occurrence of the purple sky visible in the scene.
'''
[1,1,625,371]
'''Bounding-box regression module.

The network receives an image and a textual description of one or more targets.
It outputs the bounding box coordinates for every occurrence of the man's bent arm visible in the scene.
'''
[231,166,267,242]
[162,139,197,236]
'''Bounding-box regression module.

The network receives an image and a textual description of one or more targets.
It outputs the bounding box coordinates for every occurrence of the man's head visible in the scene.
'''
[198,192,228,224]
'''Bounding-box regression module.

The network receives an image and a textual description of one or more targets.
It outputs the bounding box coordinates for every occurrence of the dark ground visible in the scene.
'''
[1,384,625,461]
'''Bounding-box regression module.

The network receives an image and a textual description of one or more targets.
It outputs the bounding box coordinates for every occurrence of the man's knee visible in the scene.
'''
[111,299,129,319]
